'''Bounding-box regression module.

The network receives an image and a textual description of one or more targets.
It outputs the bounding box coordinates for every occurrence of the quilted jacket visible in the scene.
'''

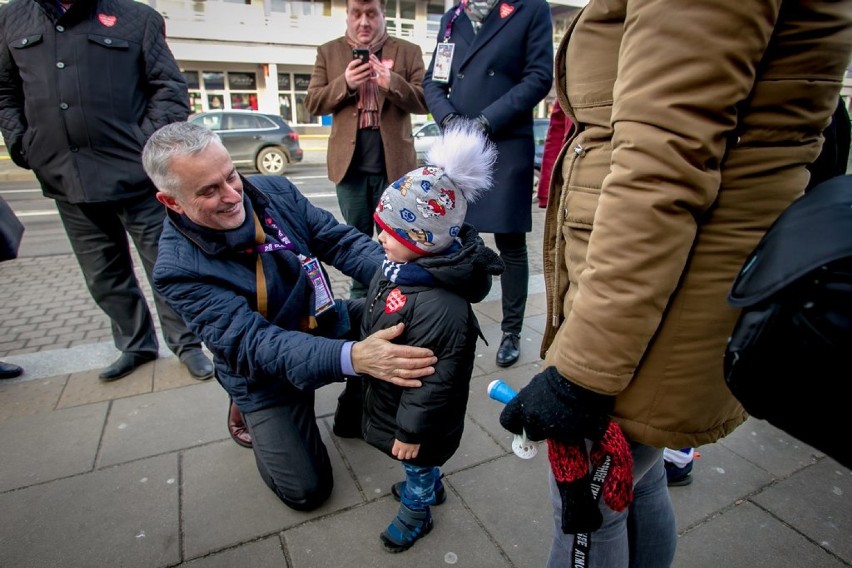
[541,0,852,449]
[153,176,383,413]
[0,0,189,203]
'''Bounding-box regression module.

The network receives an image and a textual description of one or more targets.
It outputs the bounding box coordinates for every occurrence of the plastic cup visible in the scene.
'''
[487,379,517,405]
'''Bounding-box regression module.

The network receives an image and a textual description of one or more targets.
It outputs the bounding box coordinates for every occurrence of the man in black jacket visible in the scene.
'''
[0,0,212,380]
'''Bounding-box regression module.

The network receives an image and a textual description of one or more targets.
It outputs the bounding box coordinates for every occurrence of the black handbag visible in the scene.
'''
[0,196,25,261]
[724,175,852,469]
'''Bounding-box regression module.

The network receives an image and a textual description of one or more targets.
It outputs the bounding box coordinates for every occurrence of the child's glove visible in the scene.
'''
[500,367,633,534]
[499,366,614,443]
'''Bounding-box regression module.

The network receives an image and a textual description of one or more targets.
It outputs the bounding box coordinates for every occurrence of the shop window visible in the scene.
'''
[182,70,203,113]
[269,0,330,16]
[277,72,320,125]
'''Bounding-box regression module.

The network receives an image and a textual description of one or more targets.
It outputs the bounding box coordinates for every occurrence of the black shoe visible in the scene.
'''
[496,332,520,367]
[180,349,214,380]
[228,400,252,448]
[99,352,157,381]
[0,361,23,379]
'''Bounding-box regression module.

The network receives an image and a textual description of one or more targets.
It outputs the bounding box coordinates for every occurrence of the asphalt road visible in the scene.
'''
[0,163,340,258]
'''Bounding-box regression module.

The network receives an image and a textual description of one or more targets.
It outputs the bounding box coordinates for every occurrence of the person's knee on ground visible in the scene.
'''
[265,469,334,511]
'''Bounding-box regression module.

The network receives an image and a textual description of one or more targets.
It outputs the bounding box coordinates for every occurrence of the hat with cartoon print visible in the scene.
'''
[374,120,497,255]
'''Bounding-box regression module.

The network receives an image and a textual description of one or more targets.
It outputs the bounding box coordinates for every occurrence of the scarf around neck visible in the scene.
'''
[465,0,498,32]
[345,31,390,129]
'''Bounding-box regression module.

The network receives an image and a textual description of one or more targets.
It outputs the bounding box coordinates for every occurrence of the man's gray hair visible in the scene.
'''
[142,122,221,195]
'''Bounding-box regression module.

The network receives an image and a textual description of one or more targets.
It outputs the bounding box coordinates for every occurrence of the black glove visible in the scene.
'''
[472,114,492,137]
[439,112,462,132]
[499,366,614,443]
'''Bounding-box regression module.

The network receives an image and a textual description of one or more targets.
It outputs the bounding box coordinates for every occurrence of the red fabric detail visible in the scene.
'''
[499,3,514,18]
[590,421,634,512]
[385,288,407,313]
[538,101,573,208]
[547,439,588,483]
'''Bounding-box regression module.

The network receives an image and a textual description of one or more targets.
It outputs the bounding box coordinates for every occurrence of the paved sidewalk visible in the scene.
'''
[1,158,851,566]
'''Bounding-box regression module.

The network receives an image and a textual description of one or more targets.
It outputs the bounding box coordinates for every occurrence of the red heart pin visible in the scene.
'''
[98,13,117,27]
[385,288,407,314]
[499,3,514,18]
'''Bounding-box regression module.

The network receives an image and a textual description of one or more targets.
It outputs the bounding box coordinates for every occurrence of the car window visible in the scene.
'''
[424,123,440,137]
[534,120,548,145]
[192,114,222,130]
[255,115,278,130]
[225,114,260,131]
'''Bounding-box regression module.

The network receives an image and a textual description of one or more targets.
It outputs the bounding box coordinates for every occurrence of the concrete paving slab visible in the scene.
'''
[283,494,512,567]
[719,417,822,478]
[0,373,66,422]
[314,379,344,420]
[451,454,553,568]
[0,402,106,492]
[154,355,214,391]
[474,320,545,376]
[669,441,774,532]
[752,458,852,563]
[0,453,180,568]
[180,536,286,567]
[57,363,155,408]
[674,501,846,568]
[181,428,362,559]
[99,382,229,467]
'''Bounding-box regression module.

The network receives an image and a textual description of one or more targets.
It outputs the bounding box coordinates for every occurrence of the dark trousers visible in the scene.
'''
[335,173,386,298]
[55,195,200,356]
[495,232,528,335]
[243,393,334,511]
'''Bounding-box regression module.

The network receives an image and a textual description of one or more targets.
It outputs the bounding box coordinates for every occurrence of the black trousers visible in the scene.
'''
[243,392,334,511]
[495,232,528,335]
[55,195,200,356]
[335,173,386,299]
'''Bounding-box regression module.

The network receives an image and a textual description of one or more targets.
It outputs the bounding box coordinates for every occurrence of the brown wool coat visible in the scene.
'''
[541,0,852,449]
[305,36,427,184]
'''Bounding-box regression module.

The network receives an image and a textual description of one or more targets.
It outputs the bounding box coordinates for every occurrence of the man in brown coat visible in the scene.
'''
[305,0,427,300]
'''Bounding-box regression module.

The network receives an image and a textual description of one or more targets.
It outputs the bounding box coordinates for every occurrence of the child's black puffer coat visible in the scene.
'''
[361,225,503,466]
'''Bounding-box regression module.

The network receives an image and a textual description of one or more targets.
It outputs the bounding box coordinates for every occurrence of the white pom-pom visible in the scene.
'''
[423,120,497,203]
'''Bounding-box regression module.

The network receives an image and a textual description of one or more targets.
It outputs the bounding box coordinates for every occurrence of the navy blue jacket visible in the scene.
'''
[424,0,552,233]
[153,175,382,413]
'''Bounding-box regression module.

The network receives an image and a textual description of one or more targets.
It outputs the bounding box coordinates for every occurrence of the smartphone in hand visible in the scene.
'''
[352,48,370,65]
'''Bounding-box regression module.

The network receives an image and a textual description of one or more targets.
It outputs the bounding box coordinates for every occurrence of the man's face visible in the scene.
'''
[155,141,246,231]
[346,0,385,46]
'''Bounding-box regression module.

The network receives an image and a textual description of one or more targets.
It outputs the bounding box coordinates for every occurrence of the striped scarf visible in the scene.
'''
[346,31,389,130]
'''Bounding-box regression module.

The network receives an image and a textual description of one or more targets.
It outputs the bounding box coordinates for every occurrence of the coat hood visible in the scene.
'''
[414,224,503,303]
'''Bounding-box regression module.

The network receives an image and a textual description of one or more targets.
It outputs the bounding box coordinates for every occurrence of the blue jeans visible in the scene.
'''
[399,463,439,511]
[547,443,676,568]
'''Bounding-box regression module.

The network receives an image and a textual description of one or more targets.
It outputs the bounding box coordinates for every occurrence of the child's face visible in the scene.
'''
[378,230,421,263]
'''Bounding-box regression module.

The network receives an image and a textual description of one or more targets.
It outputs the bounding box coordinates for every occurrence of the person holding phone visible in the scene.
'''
[305,0,427,305]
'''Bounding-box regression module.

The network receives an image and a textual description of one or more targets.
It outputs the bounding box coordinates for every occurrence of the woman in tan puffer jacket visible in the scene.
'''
[502,0,852,565]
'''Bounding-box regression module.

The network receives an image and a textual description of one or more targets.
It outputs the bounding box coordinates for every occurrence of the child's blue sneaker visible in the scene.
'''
[665,458,694,486]
[380,504,433,553]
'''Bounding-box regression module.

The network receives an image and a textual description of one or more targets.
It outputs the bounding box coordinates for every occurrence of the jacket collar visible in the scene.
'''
[457,0,521,70]
[166,176,271,256]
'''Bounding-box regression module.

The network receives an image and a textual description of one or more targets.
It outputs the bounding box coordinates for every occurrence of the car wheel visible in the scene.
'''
[532,168,541,202]
[256,147,288,175]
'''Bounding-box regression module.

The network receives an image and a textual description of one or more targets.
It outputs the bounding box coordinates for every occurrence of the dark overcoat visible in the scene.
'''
[0,0,189,203]
[423,0,552,234]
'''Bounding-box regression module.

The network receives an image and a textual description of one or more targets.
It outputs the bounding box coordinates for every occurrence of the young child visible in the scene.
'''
[361,122,502,552]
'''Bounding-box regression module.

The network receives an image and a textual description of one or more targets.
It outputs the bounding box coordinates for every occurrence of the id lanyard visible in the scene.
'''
[251,211,334,319]
[432,2,467,83]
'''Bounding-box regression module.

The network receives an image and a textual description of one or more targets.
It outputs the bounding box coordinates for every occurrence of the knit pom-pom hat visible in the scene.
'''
[374,120,497,255]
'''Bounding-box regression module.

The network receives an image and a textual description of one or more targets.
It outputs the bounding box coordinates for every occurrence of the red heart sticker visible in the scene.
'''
[381,58,394,70]
[385,288,407,314]
[499,3,514,18]
[98,13,117,27]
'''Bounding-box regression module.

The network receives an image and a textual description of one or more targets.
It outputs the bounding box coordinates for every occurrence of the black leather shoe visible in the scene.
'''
[0,361,23,379]
[180,349,214,380]
[99,352,157,381]
[496,332,520,367]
